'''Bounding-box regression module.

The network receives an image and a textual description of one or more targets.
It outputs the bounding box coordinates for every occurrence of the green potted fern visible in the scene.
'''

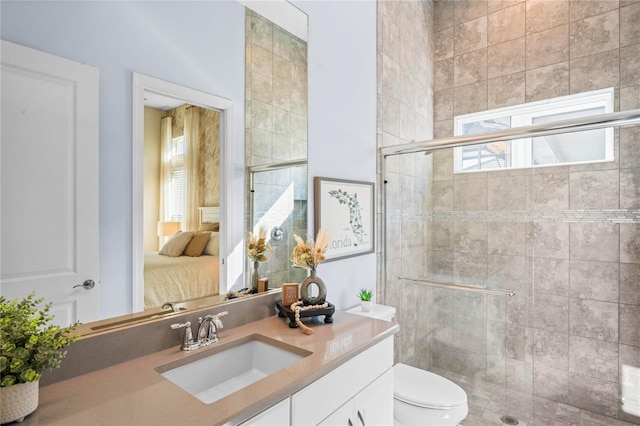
[0,292,78,424]
[358,288,373,312]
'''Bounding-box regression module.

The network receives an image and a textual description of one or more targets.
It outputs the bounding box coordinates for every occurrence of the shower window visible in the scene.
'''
[454,88,614,173]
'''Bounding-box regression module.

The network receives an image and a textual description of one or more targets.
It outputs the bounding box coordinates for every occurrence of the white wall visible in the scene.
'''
[1,0,378,316]
[294,0,378,310]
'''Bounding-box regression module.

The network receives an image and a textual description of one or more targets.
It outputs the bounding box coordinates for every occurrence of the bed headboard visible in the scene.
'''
[198,206,220,226]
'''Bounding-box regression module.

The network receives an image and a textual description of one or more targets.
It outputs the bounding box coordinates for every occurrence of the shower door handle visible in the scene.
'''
[357,410,365,425]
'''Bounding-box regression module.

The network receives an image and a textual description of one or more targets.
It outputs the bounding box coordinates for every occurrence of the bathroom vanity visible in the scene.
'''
[19,311,397,425]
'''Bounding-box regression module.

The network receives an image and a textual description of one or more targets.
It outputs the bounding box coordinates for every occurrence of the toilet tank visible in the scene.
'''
[346,304,396,322]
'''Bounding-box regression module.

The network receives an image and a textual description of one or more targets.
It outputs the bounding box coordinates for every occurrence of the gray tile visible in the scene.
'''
[488,174,526,210]
[621,44,640,87]
[434,0,454,31]
[506,323,527,361]
[488,255,526,288]
[620,168,640,209]
[620,263,640,306]
[568,335,619,382]
[454,48,488,86]
[454,221,488,253]
[526,24,569,69]
[530,173,569,210]
[534,293,569,333]
[569,260,619,303]
[487,320,506,356]
[621,84,640,110]
[532,258,569,297]
[432,179,454,211]
[428,250,454,282]
[251,44,273,78]
[488,72,526,109]
[621,2,640,46]
[454,0,488,25]
[568,373,619,418]
[453,176,488,210]
[527,222,570,259]
[533,364,569,403]
[430,221,454,251]
[488,0,523,14]
[380,15,400,64]
[435,27,454,61]
[569,0,619,21]
[620,126,640,170]
[569,170,619,210]
[620,304,640,347]
[454,252,488,285]
[453,80,488,116]
[569,223,619,263]
[569,10,619,59]
[526,0,569,35]
[620,224,640,264]
[505,358,526,391]
[488,2,525,46]
[507,291,527,327]
[488,37,526,78]
[569,298,619,342]
[525,62,569,102]
[488,222,526,256]
[454,16,488,55]
[435,58,454,90]
[570,49,620,94]
[433,148,454,181]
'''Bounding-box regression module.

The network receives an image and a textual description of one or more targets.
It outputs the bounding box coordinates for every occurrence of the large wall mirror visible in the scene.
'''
[125,2,309,327]
[245,6,309,291]
[0,0,308,333]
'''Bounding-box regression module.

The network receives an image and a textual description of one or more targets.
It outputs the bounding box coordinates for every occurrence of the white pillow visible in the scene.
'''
[203,231,219,256]
[159,231,194,257]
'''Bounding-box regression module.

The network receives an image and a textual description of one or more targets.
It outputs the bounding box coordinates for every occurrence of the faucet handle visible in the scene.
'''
[208,311,227,329]
[170,321,196,350]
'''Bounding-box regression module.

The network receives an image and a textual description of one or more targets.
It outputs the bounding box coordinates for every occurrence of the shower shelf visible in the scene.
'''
[398,278,515,297]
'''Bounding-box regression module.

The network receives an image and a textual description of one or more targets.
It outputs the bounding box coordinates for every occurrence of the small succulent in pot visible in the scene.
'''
[0,292,78,387]
[358,289,373,302]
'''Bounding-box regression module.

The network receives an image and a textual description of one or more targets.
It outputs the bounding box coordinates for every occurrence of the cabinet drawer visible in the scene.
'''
[291,336,393,425]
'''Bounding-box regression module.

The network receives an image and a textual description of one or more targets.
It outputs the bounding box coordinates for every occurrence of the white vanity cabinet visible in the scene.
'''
[241,398,290,425]
[239,336,394,426]
[318,368,393,425]
[291,336,394,425]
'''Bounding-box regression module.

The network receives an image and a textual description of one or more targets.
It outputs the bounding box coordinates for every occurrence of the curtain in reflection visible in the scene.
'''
[184,107,200,231]
[159,116,173,225]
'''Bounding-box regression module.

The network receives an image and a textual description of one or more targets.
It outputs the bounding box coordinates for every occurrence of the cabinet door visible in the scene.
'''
[241,398,290,426]
[318,400,353,426]
[292,337,393,425]
[353,368,394,426]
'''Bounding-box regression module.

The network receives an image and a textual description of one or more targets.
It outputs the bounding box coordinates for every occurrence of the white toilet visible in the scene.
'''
[346,304,468,426]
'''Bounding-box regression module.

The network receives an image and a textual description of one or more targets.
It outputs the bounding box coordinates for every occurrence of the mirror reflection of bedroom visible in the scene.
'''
[143,101,221,310]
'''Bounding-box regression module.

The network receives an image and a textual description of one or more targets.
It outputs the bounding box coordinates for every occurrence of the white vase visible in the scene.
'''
[0,381,39,424]
[360,300,372,312]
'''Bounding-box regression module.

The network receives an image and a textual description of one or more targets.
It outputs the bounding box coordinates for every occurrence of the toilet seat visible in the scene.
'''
[393,363,467,410]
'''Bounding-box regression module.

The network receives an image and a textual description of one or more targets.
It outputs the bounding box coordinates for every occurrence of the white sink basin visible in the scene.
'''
[156,334,310,404]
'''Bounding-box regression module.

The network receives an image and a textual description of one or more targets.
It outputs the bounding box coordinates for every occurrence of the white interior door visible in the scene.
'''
[1,40,100,326]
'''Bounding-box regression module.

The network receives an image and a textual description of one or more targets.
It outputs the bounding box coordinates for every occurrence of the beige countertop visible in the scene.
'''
[21,311,398,426]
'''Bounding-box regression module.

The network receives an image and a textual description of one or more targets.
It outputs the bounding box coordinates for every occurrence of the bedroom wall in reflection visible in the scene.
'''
[142,104,221,309]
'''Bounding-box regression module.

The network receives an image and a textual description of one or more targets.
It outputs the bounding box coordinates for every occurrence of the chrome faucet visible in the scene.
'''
[170,321,198,351]
[171,311,228,351]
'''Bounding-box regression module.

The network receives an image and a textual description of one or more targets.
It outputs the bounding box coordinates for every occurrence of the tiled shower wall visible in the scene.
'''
[379,0,640,424]
[245,9,308,286]
[376,0,435,366]
[384,0,640,424]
